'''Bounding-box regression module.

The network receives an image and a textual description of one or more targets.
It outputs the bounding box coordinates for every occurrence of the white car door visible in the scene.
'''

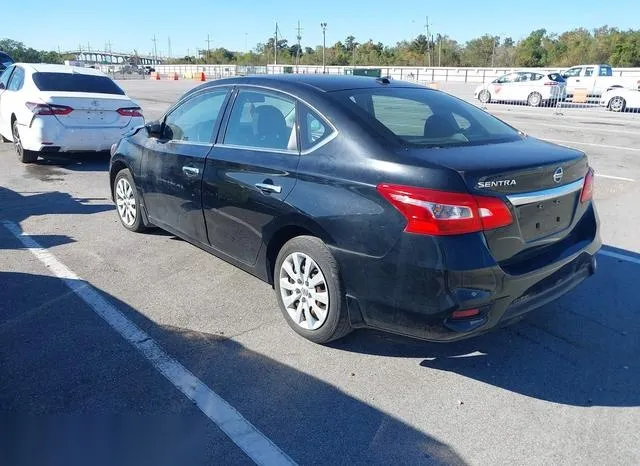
[582,66,597,94]
[490,72,518,102]
[563,67,583,94]
[0,65,16,138]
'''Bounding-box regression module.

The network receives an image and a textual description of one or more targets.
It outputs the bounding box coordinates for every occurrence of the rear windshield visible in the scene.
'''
[332,87,521,148]
[32,72,125,95]
[547,73,565,82]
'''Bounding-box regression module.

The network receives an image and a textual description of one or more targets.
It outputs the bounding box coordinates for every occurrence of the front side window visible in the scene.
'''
[584,67,594,77]
[7,67,24,91]
[333,87,521,148]
[564,67,582,78]
[164,89,229,143]
[495,73,517,84]
[224,89,297,151]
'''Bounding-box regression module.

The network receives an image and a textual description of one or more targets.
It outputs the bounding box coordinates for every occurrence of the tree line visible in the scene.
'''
[2,26,640,69]
[180,26,640,68]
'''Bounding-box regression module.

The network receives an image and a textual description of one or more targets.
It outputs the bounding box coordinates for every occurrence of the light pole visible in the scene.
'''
[321,22,327,74]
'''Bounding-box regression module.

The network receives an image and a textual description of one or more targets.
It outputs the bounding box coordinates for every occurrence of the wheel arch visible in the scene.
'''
[109,159,130,202]
[264,216,336,286]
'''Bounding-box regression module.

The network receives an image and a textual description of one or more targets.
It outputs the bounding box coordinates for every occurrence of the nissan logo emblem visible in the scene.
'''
[553,167,563,183]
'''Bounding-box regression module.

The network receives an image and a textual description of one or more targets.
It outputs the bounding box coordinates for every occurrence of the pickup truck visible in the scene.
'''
[562,64,640,100]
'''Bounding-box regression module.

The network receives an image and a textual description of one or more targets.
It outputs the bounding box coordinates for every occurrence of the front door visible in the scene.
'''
[140,87,231,242]
[202,88,301,265]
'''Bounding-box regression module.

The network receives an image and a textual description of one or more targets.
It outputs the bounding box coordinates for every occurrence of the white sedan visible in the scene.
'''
[0,63,144,163]
[600,87,640,112]
[474,71,567,107]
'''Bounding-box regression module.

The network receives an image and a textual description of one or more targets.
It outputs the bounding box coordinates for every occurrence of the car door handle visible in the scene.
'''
[182,165,200,177]
[255,183,282,194]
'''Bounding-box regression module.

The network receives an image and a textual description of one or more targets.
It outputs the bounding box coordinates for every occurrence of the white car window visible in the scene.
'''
[585,67,595,77]
[495,73,517,84]
[564,67,582,78]
[0,66,14,89]
[6,67,25,91]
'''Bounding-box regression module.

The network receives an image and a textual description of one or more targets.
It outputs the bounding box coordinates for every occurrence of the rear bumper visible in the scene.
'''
[18,117,144,152]
[332,204,601,342]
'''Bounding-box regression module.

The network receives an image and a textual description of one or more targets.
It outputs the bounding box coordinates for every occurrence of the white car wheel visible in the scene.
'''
[478,90,491,104]
[609,96,626,113]
[527,92,542,107]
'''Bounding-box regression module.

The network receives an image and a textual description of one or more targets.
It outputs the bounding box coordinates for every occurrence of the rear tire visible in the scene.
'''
[13,120,38,163]
[478,90,491,104]
[527,92,542,107]
[609,96,626,113]
[114,169,147,233]
[274,236,352,344]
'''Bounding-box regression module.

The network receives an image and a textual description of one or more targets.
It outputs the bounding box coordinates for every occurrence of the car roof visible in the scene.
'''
[196,74,425,93]
[15,63,107,77]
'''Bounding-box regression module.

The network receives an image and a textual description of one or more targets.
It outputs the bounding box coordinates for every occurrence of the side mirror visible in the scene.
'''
[145,121,163,138]
[561,73,568,79]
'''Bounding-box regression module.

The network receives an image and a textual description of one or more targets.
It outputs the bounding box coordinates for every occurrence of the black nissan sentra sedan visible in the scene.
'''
[109,75,600,344]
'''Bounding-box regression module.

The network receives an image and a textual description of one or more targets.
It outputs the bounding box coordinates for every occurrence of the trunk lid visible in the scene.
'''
[406,137,590,266]
[37,92,138,128]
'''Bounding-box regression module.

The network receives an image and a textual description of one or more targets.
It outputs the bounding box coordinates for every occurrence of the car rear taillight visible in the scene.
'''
[26,102,73,115]
[544,82,559,86]
[117,107,143,117]
[377,184,513,236]
[580,168,594,204]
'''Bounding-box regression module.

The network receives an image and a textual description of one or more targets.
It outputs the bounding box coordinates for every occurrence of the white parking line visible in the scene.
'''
[595,174,636,182]
[545,139,640,152]
[2,220,297,466]
[600,250,640,265]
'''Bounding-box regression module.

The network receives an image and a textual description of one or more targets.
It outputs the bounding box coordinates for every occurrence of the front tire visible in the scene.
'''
[13,120,38,163]
[114,168,147,233]
[478,90,491,104]
[274,236,351,344]
[609,96,626,113]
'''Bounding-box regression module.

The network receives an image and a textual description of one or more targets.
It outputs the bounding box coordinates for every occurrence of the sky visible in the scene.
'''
[3,0,640,57]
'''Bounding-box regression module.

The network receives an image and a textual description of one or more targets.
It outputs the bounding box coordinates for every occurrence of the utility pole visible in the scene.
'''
[438,35,442,67]
[274,22,278,67]
[424,16,431,67]
[168,37,172,60]
[296,20,302,73]
[321,22,327,74]
[151,35,158,64]
[491,37,497,67]
[206,34,211,63]
[245,33,248,53]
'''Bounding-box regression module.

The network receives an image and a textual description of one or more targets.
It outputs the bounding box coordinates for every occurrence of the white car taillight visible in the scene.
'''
[117,107,143,117]
[25,102,73,115]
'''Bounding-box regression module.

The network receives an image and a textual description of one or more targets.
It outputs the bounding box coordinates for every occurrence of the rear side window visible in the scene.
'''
[32,72,125,95]
[0,66,14,88]
[584,67,595,77]
[300,106,333,150]
[599,66,613,77]
[334,87,521,148]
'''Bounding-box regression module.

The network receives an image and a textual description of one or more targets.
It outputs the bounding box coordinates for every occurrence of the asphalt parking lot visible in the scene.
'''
[1,79,639,466]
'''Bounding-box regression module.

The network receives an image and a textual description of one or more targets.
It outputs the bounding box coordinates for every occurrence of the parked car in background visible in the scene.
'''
[475,71,567,107]
[562,64,640,100]
[600,87,640,112]
[0,51,14,73]
[0,63,144,163]
[143,65,156,75]
[110,75,600,344]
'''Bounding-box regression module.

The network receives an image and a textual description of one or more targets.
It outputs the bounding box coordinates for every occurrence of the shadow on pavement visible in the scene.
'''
[0,186,114,250]
[331,247,639,408]
[35,151,111,172]
[0,271,466,466]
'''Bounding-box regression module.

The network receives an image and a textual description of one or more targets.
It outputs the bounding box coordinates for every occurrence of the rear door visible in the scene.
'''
[140,87,231,242]
[202,87,301,265]
[492,73,518,102]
